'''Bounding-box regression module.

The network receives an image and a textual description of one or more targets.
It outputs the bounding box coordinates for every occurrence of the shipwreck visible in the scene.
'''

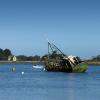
[44,42,88,73]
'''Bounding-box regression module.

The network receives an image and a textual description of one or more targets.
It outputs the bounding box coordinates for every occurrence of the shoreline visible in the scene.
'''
[0,61,100,66]
[85,61,100,65]
[0,61,44,64]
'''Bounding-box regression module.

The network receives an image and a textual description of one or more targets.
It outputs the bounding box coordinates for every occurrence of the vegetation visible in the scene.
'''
[0,48,41,61]
[91,55,100,61]
[85,55,100,62]
[17,55,40,61]
[0,48,12,60]
[84,55,100,65]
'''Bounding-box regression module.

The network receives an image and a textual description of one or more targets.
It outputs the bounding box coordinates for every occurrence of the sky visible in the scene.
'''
[0,0,100,58]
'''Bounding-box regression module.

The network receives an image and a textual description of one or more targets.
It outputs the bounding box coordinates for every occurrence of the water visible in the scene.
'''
[0,64,100,100]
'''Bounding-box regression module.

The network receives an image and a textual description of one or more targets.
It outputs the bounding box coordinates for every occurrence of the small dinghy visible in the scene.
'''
[33,65,43,69]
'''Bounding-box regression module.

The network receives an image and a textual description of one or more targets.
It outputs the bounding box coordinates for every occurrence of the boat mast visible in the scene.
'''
[48,42,67,57]
[48,42,50,61]
[47,42,75,66]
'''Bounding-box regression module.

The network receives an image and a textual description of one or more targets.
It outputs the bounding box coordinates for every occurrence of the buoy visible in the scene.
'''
[21,72,24,75]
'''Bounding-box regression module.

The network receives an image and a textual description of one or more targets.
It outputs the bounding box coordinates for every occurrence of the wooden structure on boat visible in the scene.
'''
[45,42,88,73]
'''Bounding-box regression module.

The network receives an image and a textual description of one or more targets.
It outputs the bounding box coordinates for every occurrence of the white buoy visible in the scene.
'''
[43,68,46,71]
[21,72,24,75]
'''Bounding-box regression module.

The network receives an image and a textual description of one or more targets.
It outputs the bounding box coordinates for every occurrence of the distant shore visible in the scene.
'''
[0,61,44,64]
[86,61,100,65]
[0,60,100,66]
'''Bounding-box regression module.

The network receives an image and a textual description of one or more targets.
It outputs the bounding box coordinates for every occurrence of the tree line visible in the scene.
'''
[0,48,82,61]
[0,48,41,61]
[0,48,61,61]
[91,55,100,61]
[17,55,41,61]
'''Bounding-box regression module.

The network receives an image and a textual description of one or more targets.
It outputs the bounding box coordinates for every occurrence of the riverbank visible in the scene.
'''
[85,61,100,65]
[0,61,44,64]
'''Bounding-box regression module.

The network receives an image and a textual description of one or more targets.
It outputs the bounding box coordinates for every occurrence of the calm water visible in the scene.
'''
[0,64,100,100]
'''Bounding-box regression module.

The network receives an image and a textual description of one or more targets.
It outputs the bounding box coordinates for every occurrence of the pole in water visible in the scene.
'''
[12,67,16,72]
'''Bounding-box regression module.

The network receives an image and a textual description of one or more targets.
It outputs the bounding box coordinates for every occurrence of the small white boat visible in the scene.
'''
[32,65,43,69]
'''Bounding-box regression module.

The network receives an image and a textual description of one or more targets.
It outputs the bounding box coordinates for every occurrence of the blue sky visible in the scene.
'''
[0,0,100,58]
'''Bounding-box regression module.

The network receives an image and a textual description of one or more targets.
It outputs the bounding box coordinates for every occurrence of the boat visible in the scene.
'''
[33,65,44,69]
[44,42,88,73]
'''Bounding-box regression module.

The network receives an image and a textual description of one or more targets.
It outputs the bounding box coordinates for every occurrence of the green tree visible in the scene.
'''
[4,49,12,57]
[33,55,40,61]
[17,55,27,61]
